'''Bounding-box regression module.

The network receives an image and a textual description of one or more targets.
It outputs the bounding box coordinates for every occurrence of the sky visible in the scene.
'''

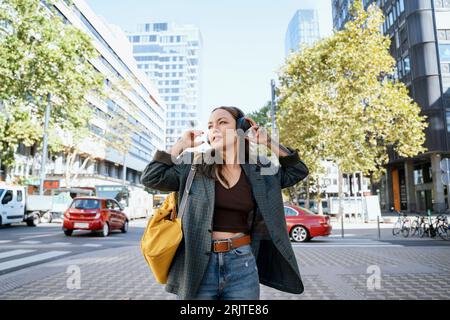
[85,0,333,129]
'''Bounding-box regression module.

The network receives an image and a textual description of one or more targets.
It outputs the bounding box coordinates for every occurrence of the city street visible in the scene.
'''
[2,0,450,308]
[0,220,449,300]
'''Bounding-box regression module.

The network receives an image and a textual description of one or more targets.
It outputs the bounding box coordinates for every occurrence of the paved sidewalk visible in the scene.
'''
[0,240,449,300]
[330,222,393,229]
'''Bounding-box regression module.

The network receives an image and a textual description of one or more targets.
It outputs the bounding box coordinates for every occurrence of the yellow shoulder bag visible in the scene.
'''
[140,164,197,284]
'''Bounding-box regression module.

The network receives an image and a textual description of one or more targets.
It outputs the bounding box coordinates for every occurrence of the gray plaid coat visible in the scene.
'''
[140,146,309,299]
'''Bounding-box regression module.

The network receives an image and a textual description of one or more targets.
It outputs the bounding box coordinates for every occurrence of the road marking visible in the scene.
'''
[48,242,72,246]
[292,243,404,248]
[0,250,36,259]
[0,240,12,244]
[304,242,392,245]
[18,241,42,244]
[0,251,71,272]
[19,233,61,240]
[82,244,102,247]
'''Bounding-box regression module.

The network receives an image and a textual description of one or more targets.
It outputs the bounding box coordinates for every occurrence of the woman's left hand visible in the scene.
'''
[244,117,271,146]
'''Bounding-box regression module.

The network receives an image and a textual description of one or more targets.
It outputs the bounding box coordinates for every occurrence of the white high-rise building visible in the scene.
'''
[127,23,202,149]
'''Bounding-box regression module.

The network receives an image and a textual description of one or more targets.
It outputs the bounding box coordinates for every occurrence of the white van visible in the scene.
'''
[0,185,39,226]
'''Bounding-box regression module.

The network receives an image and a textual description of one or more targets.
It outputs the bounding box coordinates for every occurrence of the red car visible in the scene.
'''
[284,204,332,242]
[63,197,129,237]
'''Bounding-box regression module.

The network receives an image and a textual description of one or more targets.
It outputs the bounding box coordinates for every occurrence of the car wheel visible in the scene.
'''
[41,211,52,224]
[290,226,310,242]
[26,213,40,227]
[64,229,73,236]
[100,223,110,237]
[121,220,129,233]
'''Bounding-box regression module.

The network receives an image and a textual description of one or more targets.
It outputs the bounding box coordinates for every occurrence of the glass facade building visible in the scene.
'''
[285,9,321,56]
[127,23,202,149]
[332,0,450,213]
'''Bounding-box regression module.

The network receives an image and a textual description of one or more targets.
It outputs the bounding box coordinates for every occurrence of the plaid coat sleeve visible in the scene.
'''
[277,146,309,189]
[140,150,192,192]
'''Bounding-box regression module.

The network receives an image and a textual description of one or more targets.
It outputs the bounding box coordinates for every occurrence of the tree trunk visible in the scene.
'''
[65,151,75,188]
[287,187,294,204]
[72,157,90,182]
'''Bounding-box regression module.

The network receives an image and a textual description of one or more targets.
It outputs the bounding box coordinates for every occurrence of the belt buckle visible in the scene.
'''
[213,238,232,252]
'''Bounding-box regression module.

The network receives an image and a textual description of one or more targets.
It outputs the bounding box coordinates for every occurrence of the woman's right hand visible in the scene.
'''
[181,130,205,149]
[168,130,204,157]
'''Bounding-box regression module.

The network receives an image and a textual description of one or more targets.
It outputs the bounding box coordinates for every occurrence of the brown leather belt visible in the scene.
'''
[211,235,251,253]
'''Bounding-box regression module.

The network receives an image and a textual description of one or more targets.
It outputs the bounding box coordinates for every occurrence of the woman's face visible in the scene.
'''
[207,108,238,152]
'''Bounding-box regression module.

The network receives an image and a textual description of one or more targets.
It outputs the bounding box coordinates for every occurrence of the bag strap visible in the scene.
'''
[177,164,197,220]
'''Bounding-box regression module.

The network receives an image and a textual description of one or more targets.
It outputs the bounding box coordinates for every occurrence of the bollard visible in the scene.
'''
[377,215,381,240]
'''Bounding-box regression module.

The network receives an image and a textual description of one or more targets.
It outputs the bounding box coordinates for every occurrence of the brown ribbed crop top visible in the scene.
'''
[212,170,255,233]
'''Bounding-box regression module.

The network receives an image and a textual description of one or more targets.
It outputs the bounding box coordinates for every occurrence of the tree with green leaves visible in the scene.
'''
[247,101,271,128]
[277,1,428,219]
[0,0,104,181]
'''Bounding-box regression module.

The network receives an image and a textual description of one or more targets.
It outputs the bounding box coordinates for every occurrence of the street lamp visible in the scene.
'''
[39,93,51,195]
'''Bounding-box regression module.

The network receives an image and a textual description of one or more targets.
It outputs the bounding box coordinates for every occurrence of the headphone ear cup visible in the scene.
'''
[237,117,251,132]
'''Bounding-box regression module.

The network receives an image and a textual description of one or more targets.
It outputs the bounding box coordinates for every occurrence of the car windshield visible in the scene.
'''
[71,199,100,209]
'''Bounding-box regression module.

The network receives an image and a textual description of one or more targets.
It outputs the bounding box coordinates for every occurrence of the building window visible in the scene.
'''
[435,0,450,9]
[442,63,450,74]
[389,11,394,27]
[414,168,424,185]
[443,77,450,97]
[403,56,411,75]
[437,29,449,41]
[154,23,168,31]
[399,0,405,12]
[445,111,450,132]
[440,44,450,61]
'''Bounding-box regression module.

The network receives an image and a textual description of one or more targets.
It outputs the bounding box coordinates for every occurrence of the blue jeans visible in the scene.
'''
[178,243,260,300]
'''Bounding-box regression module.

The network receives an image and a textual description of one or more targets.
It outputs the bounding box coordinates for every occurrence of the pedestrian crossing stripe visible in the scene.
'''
[292,244,404,248]
[18,241,42,244]
[291,241,404,248]
[0,251,70,272]
[0,240,12,244]
[19,232,61,240]
[0,250,36,260]
[48,242,71,246]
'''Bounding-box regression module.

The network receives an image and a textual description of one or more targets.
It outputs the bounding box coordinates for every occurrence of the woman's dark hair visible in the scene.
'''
[196,106,250,188]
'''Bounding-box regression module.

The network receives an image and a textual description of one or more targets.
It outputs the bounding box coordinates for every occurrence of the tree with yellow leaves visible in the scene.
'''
[277,1,428,219]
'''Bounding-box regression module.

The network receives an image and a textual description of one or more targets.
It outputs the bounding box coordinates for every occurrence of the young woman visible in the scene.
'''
[141,106,309,300]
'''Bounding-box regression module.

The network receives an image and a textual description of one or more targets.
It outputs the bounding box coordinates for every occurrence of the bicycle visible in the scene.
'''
[434,215,449,241]
[420,215,436,238]
[392,209,410,238]
[410,215,425,237]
